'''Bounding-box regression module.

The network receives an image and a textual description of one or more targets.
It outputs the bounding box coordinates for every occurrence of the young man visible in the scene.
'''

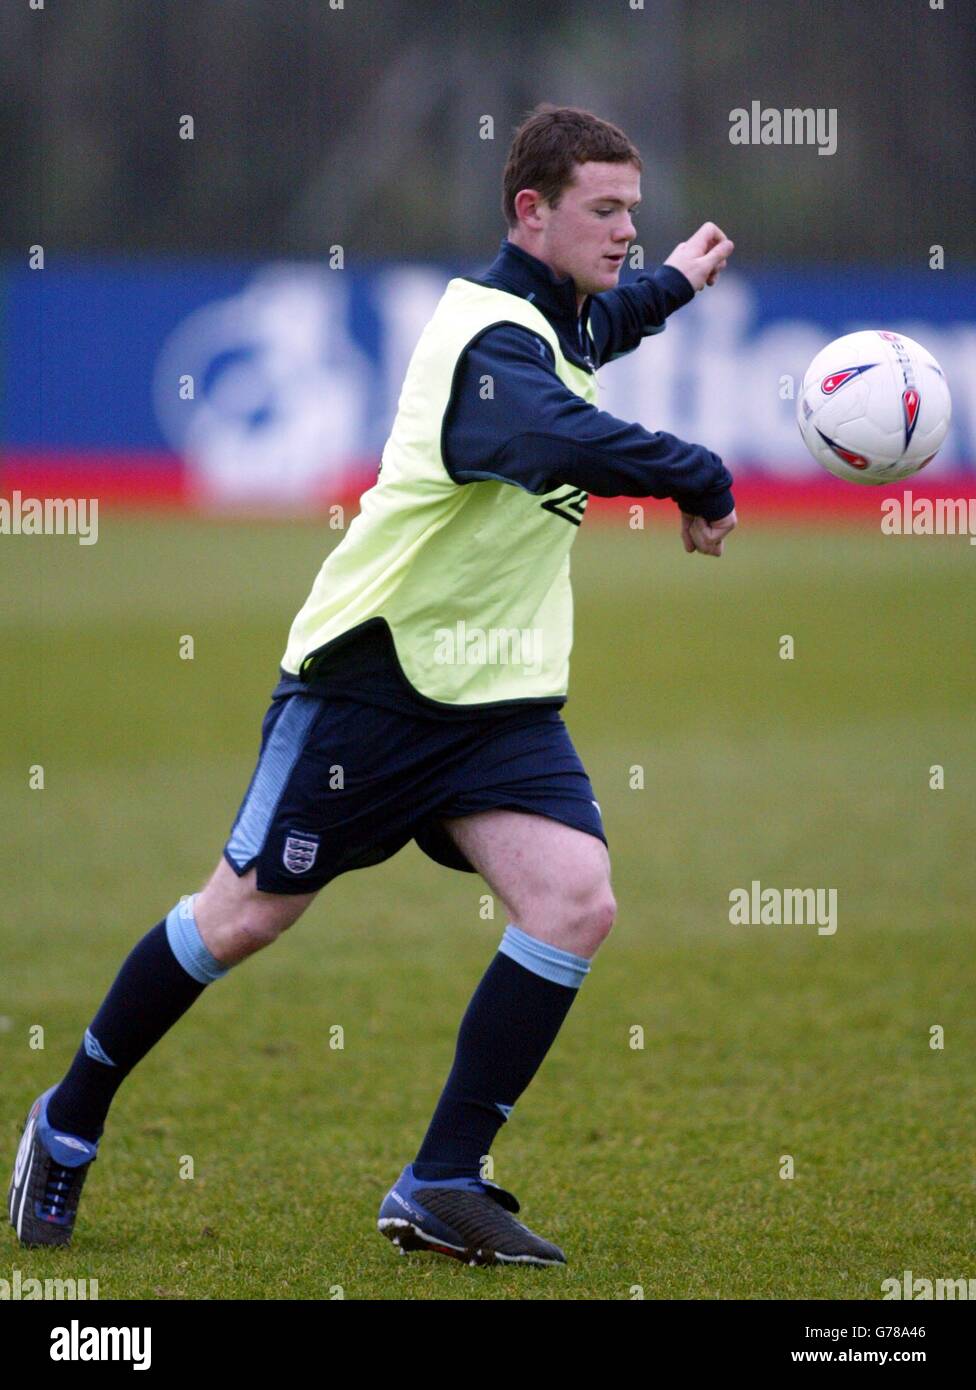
[10,104,735,1268]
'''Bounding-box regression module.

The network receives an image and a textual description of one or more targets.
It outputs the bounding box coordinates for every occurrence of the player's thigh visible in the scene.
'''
[440,808,615,950]
[194,856,319,957]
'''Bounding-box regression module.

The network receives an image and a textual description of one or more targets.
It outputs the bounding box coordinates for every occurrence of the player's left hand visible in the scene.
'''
[665,222,734,291]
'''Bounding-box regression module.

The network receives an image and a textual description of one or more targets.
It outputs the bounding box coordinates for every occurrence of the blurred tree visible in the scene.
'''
[1,0,972,264]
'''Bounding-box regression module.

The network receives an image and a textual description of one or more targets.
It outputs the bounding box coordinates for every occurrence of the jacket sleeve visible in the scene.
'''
[587,264,695,366]
[441,323,735,522]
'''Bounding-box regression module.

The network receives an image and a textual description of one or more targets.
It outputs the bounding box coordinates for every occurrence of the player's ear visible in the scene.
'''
[513,188,546,230]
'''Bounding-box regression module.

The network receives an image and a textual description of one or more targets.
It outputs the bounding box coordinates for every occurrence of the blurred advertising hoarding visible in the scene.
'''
[2,257,973,514]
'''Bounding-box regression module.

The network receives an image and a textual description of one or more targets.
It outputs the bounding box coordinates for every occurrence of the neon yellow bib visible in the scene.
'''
[281,277,598,707]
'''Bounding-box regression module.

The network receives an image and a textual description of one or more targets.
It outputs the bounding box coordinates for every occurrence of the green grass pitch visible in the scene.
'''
[2,509,974,1300]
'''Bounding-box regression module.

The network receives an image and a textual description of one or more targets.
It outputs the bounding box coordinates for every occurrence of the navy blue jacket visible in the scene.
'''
[274,239,734,715]
[444,238,735,522]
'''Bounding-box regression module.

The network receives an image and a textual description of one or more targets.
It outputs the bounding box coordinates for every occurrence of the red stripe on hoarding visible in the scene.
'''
[2,452,974,520]
[0,450,189,507]
[588,471,976,522]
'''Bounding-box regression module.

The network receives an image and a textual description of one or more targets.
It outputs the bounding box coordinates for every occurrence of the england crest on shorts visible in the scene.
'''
[282,831,319,874]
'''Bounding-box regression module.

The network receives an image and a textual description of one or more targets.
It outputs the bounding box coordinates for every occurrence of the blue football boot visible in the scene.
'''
[8,1088,99,1247]
[378,1164,566,1267]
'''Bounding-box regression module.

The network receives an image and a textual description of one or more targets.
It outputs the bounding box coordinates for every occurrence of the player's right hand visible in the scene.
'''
[680,507,737,557]
[665,222,735,292]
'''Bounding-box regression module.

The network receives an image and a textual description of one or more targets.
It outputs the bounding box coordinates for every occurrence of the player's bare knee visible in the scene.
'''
[197,887,292,964]
[575,885,616,952]
[523,879,616,957]
[197,858,319,961]
[230,910,287,956]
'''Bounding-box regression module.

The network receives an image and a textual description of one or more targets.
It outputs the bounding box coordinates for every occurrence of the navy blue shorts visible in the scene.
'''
[223,692,607,895]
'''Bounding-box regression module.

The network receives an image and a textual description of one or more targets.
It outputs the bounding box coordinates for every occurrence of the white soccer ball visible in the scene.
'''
[796,330,951,484]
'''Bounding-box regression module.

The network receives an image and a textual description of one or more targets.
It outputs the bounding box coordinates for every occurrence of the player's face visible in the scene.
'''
[540,161,640,304]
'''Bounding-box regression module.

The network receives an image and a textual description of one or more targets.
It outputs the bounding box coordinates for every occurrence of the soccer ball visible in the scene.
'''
[796,330,951,484]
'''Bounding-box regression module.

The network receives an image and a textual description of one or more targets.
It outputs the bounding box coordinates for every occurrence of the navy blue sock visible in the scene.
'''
[47,897,229,1143]
[413,924,591,1181]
